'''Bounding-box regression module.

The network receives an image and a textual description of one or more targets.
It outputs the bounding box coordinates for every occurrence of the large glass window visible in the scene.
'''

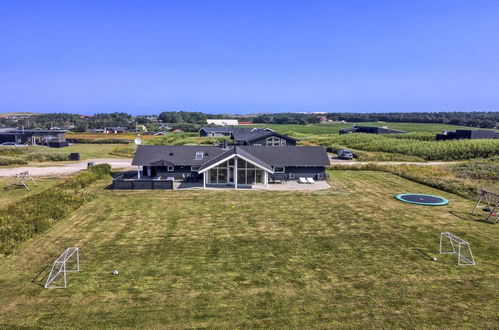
[236,158,264,185]
[207,160,229,184]
[207,158,266,185]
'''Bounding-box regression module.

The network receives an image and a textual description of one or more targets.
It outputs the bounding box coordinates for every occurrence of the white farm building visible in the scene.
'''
[206,119,239,126]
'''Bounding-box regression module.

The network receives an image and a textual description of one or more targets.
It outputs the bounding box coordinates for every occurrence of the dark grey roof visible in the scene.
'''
[199,126,272,135]
[233,146,273,171]
[238,146,330,167]
[132,145,226,166]
[196,147,236,171]
[132,145,329,168]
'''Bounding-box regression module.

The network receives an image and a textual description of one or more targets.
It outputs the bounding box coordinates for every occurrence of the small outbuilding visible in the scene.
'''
[436,129,498,141]
[339,125,406,135]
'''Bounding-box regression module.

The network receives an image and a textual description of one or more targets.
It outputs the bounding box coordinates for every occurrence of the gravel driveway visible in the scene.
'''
[0,158,133,177]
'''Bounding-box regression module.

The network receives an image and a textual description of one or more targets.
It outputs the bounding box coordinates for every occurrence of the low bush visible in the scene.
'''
[22,151,69,162]
[68,138,132,144]
[319,134,499,160]
[89,163,112,178]
[0,156,28,166]
[0,164,112,255]
[452,156,499,181]
[0,146,69,163]
[388,132,436,141]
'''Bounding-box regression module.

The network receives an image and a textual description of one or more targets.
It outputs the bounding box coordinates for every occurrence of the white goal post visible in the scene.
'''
[45,247,80,288]
[439,232,475,266]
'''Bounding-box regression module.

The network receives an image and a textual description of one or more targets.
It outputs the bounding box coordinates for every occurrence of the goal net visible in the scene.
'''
[45,247,80,288]
[439,232,475,266]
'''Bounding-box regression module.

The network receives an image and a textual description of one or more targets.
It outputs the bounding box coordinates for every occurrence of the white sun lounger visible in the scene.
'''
[299,177,308,184]
[306,177,315,184]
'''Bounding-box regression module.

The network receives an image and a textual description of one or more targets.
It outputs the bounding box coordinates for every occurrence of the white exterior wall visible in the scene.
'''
[206,119,239,126]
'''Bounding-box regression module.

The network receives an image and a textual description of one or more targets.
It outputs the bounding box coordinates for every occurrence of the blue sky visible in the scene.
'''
[1,0,498,115]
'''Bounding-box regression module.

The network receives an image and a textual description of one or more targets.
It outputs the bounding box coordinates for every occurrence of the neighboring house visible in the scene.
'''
[199,126,296,146]
[232,130,297,146]
[104,127,126,134]
[199,126,245,137]
[0,129,68,147]
[129,145,330,189]
[436,129,498,140]
[90,129,105,133]
[206,119,239,126]
[339,125,406,135]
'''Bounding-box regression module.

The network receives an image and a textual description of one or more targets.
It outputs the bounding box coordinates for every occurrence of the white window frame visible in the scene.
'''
[273,166,285,173]
[253,144,262,146]
[195,152,204,160]
[266,136,281,146]
[167,166,174,171]
[281,139,286,146]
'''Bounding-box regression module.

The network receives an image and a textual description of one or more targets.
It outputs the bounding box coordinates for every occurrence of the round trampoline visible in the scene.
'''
[396,193,449,206]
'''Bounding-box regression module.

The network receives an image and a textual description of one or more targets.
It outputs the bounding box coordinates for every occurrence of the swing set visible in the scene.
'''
[6,171,38,190]
[472,189,499,224]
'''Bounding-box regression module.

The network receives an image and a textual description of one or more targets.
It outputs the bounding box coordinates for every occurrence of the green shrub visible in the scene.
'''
[0,146,69,163]
[320,134,499,160]
[452,157,499,181]
[89,163,112,178]
[0,156,28,166]
[22,151,69,162]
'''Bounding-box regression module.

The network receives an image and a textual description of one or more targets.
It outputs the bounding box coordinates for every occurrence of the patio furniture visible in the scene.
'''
[306,177,315,184]
[299,177,308,184]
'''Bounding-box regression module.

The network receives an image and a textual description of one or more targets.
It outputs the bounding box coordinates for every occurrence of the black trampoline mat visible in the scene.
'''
[401,195,444,203]
[396,193,449,206]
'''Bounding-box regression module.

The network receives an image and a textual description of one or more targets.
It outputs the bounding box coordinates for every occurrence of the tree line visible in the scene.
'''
[1,111,497,131]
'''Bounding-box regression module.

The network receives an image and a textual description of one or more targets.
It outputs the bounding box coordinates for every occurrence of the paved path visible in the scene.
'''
[0,158,133,177]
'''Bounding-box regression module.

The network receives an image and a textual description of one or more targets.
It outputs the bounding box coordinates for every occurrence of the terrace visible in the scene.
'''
[112,171,331,191]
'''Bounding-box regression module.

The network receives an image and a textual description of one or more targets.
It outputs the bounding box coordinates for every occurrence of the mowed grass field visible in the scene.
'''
[0,171,497,328]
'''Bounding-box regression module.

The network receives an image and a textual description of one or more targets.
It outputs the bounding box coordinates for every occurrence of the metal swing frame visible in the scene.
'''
[45,247,80,288]
[9,171,37,190]
[439,232,475,266]
[472,189,499,224]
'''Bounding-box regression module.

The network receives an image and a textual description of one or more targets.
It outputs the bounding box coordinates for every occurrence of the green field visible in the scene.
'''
[250,122,481,135]
[0,171,497,328]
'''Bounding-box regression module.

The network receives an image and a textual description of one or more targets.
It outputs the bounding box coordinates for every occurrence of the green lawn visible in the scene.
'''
[0,171,497,328]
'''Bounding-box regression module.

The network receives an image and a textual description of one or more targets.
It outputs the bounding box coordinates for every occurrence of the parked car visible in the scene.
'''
[1,142,26,146]
[338,149,354,160]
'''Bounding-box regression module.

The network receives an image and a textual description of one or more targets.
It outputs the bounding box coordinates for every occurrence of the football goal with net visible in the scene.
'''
[439,232,475,266]
[45,247,80,288]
